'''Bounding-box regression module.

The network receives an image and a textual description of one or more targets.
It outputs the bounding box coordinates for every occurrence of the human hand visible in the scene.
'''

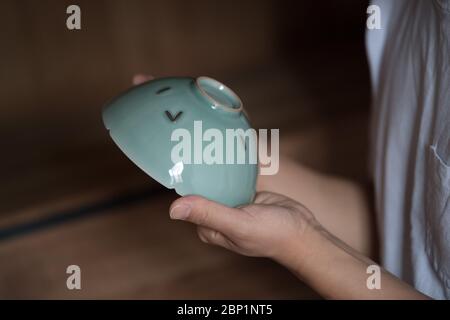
[132,73,319,266]
[168,192,325,266]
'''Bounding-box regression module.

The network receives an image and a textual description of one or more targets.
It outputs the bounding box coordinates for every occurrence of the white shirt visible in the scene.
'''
[367,0,450,299]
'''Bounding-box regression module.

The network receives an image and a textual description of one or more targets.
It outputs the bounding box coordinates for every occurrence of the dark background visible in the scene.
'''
[0,0,370,298]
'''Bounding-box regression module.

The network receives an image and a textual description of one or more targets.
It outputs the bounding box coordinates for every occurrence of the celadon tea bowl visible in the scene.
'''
[102,77,258,207]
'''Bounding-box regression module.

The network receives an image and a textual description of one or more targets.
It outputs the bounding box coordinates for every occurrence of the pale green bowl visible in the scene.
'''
[102,76,257,207]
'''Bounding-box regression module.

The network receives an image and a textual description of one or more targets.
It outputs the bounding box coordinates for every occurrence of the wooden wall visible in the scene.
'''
[0,0,371,299]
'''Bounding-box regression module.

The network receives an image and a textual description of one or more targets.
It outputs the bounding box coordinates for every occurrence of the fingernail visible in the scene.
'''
[170,204,191,220]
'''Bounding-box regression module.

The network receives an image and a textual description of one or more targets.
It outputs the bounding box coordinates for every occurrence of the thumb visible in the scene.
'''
[169,195,248,236]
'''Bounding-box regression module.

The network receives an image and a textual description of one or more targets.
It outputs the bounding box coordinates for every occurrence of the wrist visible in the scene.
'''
[275,222,375,298]
[273,219,333,279]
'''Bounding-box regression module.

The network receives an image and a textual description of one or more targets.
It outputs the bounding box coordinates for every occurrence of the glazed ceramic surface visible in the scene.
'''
[102,77,257,207]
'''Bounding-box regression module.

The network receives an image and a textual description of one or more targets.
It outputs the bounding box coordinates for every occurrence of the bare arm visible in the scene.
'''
[169,193,429,299]
[282,217,428,299]
[254,157,420,298]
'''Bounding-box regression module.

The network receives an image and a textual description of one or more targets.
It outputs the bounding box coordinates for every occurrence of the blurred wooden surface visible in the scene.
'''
[0,190,321,299]
[0,57,369,219]
[0,108,368,299]
[0,0,277,217]
[0,0,369,218]
[0,0,370,299]
[0,59,370,300]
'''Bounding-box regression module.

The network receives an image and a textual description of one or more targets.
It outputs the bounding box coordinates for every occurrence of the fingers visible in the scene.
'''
[196,226,235,250]
[169,195,248,237]
[132,74,154,85]
[253,191,286,204]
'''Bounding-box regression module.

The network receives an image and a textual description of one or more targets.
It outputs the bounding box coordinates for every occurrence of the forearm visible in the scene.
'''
[258,155,375,257]
[278,226,429,300]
